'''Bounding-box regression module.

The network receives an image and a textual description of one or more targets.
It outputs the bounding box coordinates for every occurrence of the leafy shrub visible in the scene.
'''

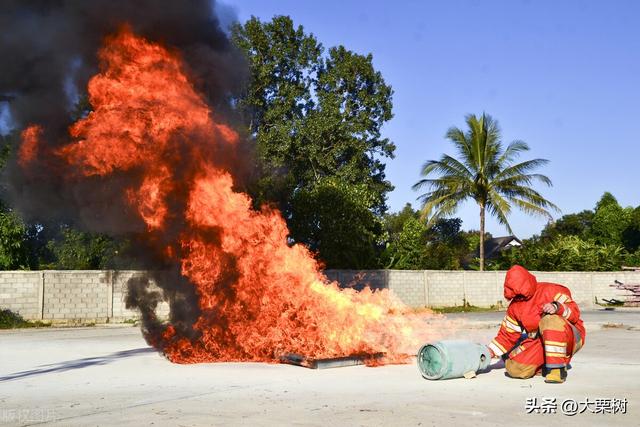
[0,308,49,329]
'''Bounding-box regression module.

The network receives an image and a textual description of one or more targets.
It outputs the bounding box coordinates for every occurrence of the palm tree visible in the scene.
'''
[412,113,559,270]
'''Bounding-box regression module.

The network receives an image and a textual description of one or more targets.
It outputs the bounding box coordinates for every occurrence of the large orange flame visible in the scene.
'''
[20,27,437,364]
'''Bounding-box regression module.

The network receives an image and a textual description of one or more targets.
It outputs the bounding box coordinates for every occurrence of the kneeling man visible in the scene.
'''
[488,265,585,383]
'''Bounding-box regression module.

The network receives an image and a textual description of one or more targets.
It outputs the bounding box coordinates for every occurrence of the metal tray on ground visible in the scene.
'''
[280,352,385,369]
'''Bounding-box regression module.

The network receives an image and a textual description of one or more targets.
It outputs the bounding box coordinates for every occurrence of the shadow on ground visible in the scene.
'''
[0,347,156,382]
[475,358,505,376]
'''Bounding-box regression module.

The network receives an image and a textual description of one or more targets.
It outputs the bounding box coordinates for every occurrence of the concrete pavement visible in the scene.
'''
[1,309,638,426]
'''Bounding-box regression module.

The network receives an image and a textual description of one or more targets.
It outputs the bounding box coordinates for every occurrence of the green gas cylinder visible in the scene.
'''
[417,340,491,380]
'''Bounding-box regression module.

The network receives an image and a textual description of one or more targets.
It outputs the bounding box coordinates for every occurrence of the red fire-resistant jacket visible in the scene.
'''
[489,265,586,358]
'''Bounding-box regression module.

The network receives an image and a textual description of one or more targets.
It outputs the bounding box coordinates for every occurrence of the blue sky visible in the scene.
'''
[227,0,640,238]
[2,1,637,238]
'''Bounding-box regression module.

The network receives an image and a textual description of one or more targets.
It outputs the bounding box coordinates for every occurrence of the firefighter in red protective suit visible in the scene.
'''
[487,265,586,383]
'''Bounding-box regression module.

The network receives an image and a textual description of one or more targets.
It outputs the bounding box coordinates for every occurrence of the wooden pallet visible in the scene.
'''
[611,280,640,306]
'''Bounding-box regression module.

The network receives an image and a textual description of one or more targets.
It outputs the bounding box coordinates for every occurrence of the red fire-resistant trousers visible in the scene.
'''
[505,315,583,378]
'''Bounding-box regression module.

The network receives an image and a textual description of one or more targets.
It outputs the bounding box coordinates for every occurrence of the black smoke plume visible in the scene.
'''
[0,0,248,344]
[1,0,247,224]
[1,0,242,131]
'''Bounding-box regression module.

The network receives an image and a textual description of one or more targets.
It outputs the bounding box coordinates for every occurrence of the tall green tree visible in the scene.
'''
[413,113,559,270]
[231,16,395,268]
[589,192,632,246]
[231,16,394,214]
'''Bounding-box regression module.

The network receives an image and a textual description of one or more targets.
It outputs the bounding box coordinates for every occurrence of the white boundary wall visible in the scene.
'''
[0,270,169,322]
[1,270,638,321]
[325,270,640,309]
